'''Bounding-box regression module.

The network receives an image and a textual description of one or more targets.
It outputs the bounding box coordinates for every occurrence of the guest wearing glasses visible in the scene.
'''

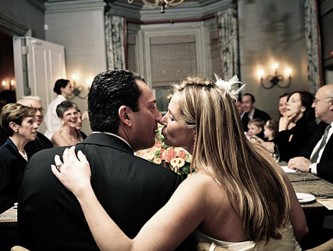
[289,84,333,183]
[17,96,53,158]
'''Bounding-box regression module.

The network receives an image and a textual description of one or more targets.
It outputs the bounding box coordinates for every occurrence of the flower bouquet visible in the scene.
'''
[135,126,192,179]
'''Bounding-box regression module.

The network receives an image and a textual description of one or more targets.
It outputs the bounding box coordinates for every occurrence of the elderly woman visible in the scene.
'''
[274,91,317,162]
[0,103,37,213]
[51,100,84,146]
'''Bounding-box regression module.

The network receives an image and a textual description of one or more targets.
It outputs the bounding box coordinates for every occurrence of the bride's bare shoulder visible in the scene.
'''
[185,172,225,191]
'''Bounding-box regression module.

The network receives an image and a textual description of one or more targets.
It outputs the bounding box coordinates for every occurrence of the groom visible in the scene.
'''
[18,70,195,251]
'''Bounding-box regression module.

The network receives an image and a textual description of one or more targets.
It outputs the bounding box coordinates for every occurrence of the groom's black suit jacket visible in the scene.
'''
[18,133,195,251]
[300,121,333,183]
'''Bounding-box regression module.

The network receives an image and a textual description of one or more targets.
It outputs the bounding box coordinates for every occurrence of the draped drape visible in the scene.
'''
[217,4,239,80]
[105,13,126,70]
[304,0,322,93]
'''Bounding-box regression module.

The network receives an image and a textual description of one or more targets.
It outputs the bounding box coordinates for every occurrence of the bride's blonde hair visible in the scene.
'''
[173,76,290,242]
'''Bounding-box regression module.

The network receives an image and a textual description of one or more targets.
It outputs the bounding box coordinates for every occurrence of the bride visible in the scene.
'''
[52,76,308,251]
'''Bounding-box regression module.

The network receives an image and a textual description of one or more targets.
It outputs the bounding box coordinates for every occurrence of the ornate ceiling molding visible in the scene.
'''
[26,0,47,11]
[45,0,106,13]
[0,14,29,36]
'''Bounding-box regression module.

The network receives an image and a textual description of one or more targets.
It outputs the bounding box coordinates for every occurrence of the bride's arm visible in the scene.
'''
[51,147,208,251]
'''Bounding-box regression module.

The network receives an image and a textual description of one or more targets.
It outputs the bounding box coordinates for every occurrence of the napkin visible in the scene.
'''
[317,198,333,210]
[280,166,296,173]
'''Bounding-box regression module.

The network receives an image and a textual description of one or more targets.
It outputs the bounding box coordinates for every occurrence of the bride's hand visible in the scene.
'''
[51,146,92,197]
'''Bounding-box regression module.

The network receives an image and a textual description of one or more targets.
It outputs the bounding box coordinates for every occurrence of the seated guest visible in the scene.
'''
[259,120,279,154]
[246,118,265,140]
[0,90,17,145]
[241,93,271,132]
[278,93,295,130]
[51,75,307,250]
[44,79,73,140]
[0,103,37,213]
[75,109,88,140]
[17,96,53,158]
[235,97,243,116]
[289,84,333,183]
[51,100,83,146]
[278,93,289,118]
[274,91,317,162]
[264,119,278,142]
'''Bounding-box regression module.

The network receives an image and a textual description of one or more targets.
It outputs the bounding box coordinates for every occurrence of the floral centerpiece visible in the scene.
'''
[135,126,192,178]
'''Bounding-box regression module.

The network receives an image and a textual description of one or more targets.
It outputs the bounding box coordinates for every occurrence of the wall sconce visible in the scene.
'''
[1,79,16,91]
[258,62,292,89]
[69,73,88,99]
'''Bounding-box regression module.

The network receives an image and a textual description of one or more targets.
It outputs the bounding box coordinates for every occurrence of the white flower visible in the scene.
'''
[214,74,246,100]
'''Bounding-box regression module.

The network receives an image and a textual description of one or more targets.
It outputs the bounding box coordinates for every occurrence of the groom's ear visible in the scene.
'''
[118,105,132,127]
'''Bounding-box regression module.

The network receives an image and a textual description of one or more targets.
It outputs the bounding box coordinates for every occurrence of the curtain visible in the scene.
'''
[217,4,239,80]
[105,13,126,70]
[304,0,322,93]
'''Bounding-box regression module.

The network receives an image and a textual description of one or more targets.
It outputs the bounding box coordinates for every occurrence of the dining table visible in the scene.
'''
[279,165,333,214]
[0,206,17,227]
[281,165,333,249]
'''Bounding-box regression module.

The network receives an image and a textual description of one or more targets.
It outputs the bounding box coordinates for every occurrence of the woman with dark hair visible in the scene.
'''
[44,79,73,140]
[51,100,84,146]
[0,103,37,213]
[274,91,317,162]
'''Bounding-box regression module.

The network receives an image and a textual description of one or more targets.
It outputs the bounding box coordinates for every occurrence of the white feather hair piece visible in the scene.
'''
[214,73,246,100]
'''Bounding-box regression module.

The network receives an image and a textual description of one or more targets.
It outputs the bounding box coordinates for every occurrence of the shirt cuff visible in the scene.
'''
[309,163,317,174]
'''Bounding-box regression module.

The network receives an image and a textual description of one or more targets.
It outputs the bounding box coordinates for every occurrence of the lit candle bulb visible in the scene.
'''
[284,68,292,77]
[10,80,15,90]
[71,73,79,89]
[86,77,94,89]
[257,69,265,79]
[2,80,7,90]
[272,62,279,71]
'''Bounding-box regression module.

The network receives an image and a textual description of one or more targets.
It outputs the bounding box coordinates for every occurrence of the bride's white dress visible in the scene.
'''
[194,222,302,251]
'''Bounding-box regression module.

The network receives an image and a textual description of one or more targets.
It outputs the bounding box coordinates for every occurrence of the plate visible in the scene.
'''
[296,192,316,204]
[280,165,296,173]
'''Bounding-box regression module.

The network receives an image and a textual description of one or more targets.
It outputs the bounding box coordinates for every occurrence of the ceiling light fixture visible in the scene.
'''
[127,0,185,13]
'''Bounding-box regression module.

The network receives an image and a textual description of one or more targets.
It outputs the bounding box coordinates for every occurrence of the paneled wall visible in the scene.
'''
[44,0,107,133]
[319,0,333,71]
[1,0,328,126]
[238,0,308,120]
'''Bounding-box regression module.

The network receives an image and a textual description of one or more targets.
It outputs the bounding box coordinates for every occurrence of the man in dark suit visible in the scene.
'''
[289,84,333,183]
[16,96,54,158]
[241,93,271,132]
[18,70,195,251]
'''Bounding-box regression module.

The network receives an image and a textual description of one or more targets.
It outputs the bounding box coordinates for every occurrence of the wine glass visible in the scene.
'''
[271,145,280,163]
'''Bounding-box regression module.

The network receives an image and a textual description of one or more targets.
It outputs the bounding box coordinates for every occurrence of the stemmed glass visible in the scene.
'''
[271,145,280,163]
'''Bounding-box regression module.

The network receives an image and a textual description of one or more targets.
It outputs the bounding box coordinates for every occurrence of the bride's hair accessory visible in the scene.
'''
[214,73,246,100]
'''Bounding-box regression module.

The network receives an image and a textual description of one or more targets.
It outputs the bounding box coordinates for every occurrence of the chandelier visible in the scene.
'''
[127,0,185,13]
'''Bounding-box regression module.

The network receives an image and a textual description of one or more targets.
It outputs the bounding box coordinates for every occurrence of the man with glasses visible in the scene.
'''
[288,84,333,183]
[17,96,53,158]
